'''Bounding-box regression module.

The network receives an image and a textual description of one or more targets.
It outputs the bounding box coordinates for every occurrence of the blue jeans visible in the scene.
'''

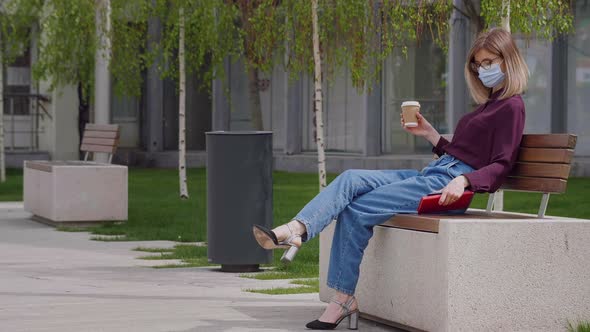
[294,154,475,295]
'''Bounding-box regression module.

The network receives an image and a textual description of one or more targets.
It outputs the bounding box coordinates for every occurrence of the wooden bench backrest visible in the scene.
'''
[384,133,578,232]
[80,124,120,162]
[503,134,577,194]
[441,133,577,194]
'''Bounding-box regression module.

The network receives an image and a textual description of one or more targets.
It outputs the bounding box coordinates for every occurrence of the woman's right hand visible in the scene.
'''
[400,112,436,137]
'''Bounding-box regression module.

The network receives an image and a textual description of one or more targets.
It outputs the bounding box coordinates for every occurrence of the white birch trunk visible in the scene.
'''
[94,0,111,125]
[94,0,112,163]
[501,0,510,32]
[311,0,327,191]
[0,33,5,183]
[178,7,189,199]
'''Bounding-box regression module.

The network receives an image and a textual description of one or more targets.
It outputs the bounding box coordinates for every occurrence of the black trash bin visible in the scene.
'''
[206,131,273,272]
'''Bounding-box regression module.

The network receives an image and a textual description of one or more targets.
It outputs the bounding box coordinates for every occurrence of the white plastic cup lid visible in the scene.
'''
[401,101,420,107]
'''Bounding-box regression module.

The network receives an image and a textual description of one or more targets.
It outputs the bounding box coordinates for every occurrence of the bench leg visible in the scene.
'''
[538,193,550,218]
[493,190,504,211]
[486,192,495,213]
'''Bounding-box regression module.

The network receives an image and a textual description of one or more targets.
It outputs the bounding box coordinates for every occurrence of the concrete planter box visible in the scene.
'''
[24,160,128,224]
[319,210,590,332]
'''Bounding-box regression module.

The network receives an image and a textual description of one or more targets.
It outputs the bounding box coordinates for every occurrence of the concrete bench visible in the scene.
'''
[24,124,127,225]
[320,134,590,331]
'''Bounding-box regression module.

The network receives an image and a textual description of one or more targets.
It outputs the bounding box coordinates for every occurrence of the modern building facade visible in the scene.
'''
[4,1,590,175]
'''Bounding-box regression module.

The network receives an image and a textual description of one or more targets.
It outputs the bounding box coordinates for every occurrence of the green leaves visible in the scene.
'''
[110,0,151,97]
[1,0,97,95]
[480,0,574,39]
[0,0,575,99]
[34,0,97,94]
[280,0,452,90]
[155,0,240,92]
[0,0,43,64]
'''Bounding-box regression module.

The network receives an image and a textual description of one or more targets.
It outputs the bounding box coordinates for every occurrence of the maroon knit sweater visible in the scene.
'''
[432,89,525,193]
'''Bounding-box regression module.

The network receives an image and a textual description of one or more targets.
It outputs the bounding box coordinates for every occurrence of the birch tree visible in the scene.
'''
[501,0,510,32]
[94,0,111,133]
[178,6,188,199]
[311,0,326,190]
[275,1,452,191]
[155,0,240,199]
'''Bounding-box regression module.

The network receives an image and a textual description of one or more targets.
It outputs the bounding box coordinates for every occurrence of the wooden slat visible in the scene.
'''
[451,209,541,219]
[385,213,533,230]
[501,176,567,193]
[81,137,118,146]
[520,134,577,149]
[84,123,119,132]
[80,143,116,154]
[25,161,52,172]
[84,130,118,139]
[380,209,543,233]
[381,215,440,233]
[517,148,574,164]
[509,162,571,179]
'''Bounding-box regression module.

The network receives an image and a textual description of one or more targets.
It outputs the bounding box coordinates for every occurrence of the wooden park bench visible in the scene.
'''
[24,124,128,226]
[386,133,576,233]
[319,134,590,332]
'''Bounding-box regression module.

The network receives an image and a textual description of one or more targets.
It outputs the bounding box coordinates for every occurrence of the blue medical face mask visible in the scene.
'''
[478,62,505,88]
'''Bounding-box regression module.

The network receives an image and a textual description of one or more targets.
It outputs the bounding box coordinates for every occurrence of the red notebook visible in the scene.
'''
[417,190,475,214]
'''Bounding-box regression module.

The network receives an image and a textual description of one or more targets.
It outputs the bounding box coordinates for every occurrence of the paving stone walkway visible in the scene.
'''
[0,202,399,332]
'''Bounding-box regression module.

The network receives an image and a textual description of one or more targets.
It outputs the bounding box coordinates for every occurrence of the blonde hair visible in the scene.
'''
[464,28,529,104]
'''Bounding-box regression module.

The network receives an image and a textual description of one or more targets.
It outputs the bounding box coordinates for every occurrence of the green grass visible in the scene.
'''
[90,235,128,241]
[569,321,590,332]
[3,167,590,285]
[0,168,23,201]
[56,226,94,232]
[245,278,320,295]
[134,247,175,253]
[135,244,217,268]
[241,271,292,280]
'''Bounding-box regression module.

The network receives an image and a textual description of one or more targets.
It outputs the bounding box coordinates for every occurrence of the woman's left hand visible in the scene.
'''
[439,176,469,206]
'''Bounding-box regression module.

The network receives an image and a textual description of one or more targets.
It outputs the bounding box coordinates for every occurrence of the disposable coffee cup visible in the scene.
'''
[401,101,420,128]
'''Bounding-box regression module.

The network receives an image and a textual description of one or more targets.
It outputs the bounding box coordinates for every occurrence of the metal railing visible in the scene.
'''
[2,93,51,152]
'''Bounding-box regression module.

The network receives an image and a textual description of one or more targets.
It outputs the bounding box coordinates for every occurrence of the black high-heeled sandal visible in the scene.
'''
[306,296,359,330]
[252,224,302,262]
